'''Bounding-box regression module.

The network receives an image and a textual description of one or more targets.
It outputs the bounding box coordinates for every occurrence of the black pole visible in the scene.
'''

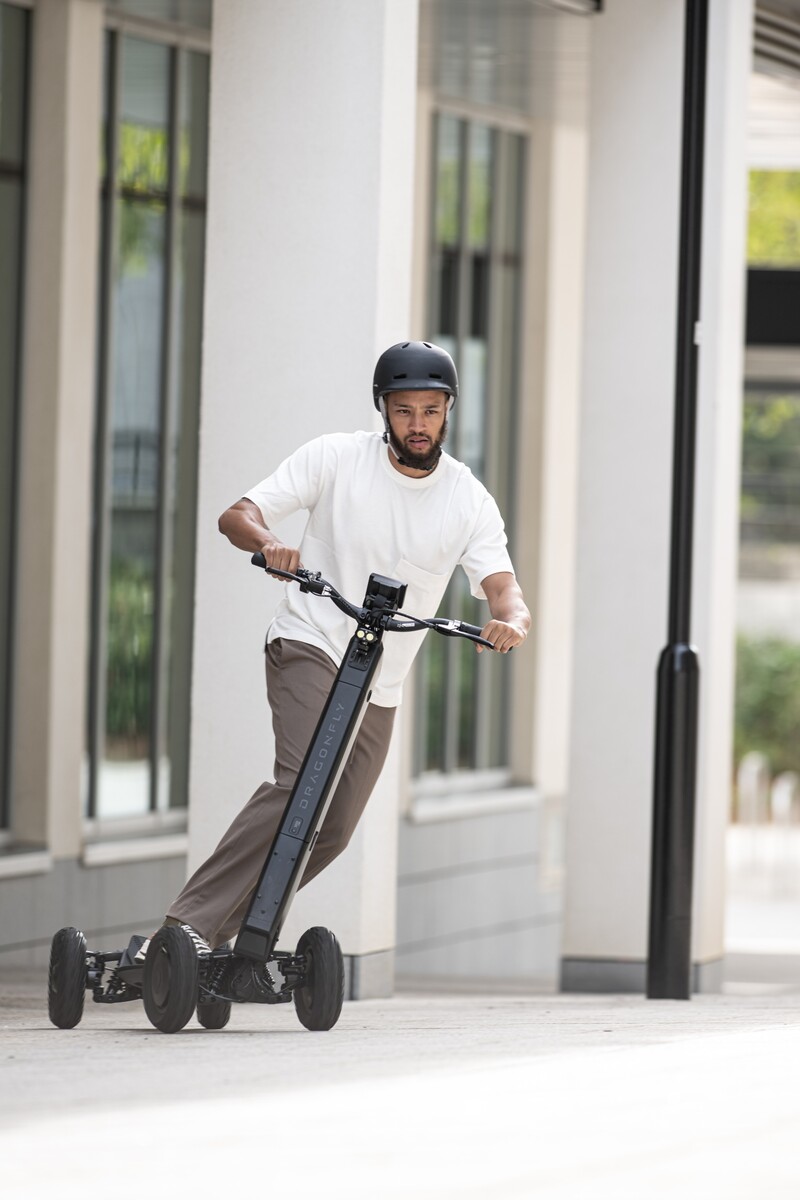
[646,0,708,1001]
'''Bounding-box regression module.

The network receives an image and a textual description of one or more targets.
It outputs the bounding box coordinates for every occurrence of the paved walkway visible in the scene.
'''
[2,963,800,1199]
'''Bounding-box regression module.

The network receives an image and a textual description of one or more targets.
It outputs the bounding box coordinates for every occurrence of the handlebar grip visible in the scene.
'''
[458,621,485,638]
[250,552,300,583]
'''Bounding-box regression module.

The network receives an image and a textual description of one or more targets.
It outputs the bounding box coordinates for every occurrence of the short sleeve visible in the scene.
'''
[459,490,515,600]
[243,435,332,527]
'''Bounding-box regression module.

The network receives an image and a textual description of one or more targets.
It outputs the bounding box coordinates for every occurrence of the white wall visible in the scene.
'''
[190,0,419,987]
[561,0,752,988]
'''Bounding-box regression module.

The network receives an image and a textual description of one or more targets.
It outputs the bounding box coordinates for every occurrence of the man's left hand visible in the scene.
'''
[477,620,526,654]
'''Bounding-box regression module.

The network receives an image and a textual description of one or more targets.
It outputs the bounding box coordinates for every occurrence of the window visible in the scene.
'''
[748,171,800,269]
[86,31,209,820]
[0,2,30,829]
[414,114,525,778]
[740,381,800,555]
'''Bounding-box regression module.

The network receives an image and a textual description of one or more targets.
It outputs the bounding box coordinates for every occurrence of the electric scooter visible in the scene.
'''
[47,556,495,1034]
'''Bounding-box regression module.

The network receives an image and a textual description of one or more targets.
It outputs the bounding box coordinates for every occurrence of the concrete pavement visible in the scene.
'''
[2,962,800,1199]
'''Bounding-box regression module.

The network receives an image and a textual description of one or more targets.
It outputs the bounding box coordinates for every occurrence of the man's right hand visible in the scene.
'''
[259,537,301,576]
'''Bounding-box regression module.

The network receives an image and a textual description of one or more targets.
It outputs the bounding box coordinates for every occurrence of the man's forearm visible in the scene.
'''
[488,581,531,635]
[218,499,273,553]
[218,498,301,573]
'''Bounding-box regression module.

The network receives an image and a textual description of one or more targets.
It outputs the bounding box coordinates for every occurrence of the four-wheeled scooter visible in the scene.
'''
[47,555,496,1034]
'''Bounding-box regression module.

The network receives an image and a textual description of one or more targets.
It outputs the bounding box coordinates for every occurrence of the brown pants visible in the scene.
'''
[168,639,396,947]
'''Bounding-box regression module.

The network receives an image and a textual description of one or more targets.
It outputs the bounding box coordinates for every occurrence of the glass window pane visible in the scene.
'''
[457,634,479,771]
[0,2,28,829]
[97,200,166,818]
[435,115,461,245]
[91,36,209,820]
[736,380,800,796]
[740,386,800,553]
[485,650,510,770]
[118,37,170,194]
[100,32,111,185]
[498,132,524,256]
[468,124,492,249]
[107,0,212,32]
[0,4,27,164]
[161,206,206,810]
[418,115,525,780]
[435,247,459,338]
[0,176,22,827]
[457,338,487,479]
[748,171,800,269]
[114,201,166,432]
[419,628,447,772]
[179,49,209,200]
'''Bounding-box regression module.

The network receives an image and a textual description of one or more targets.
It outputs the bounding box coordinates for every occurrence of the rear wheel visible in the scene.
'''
[196,996,232,1030]
[293,926,345,1032]
[48,927,87,1029]
[143,926,199,1033]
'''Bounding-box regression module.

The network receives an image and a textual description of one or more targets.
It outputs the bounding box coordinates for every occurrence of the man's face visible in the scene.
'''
[385,390,449,471]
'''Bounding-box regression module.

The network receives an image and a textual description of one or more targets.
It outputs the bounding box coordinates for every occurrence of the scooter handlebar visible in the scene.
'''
[453,621,484,638]
[250,554,498,649]
[250,552,305,582]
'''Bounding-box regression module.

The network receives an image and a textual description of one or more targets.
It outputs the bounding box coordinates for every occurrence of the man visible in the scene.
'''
[156,341,530,954]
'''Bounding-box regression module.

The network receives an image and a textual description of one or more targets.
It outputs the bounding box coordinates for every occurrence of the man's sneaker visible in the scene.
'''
[134,923,211,962]
[179,924,213,957]
[133,937,151,964]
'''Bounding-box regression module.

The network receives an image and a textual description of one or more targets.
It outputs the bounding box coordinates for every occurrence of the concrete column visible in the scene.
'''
[190,0,419,996]
[560,0,752,992]
[13,0,103,854]
[522,13,590,798]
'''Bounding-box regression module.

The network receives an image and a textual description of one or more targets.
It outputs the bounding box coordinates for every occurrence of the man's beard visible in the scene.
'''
[388,419,448,472]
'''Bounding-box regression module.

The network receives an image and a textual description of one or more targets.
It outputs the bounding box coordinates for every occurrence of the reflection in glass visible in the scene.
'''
[106,0,212,32]
[434,116,462,340]
[97,202,165,817]
[468,124,491,249]
[748,171,800,269]
[458,339,486,478]
[740,386,800,551]
[118,37,169,194]
[180,51,209,199]
[0,3,27,162]
[435,115,461,244]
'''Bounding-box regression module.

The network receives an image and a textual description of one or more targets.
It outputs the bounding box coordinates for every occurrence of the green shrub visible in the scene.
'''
[105,559,154,742]
[734,634,800,776]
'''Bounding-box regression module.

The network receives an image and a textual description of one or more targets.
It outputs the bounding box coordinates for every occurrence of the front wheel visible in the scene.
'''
[196,996,232,1030]
[143,926,199,1033]
[48,927,87,1029]
[293,926,345,1032]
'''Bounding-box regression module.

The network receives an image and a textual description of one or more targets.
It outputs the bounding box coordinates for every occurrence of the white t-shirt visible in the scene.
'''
[244,431,514,707]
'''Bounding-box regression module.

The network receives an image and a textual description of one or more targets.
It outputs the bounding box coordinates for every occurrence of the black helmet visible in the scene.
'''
[372,341,458,411]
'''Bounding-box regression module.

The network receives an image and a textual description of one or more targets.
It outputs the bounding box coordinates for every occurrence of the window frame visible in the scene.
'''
[412,107,526,785]
[85,23,209,824]
[0,0,32,832]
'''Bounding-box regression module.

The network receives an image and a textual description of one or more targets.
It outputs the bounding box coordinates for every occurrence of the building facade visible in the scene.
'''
[1,0,785,997]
